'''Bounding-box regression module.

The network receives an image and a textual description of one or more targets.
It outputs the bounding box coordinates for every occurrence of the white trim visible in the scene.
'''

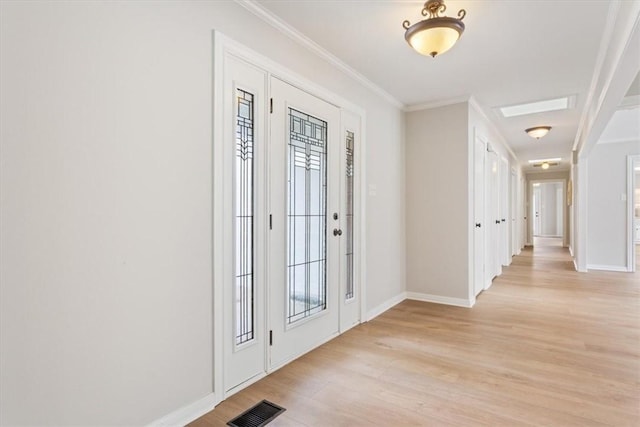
[148,393,216,427]
[211,31,225,407]
[406,292,475,308]
[234,0,403,109]
[587,264,630,272]
[366,292,406,321]
[404,95,471,112]
[627,155,639,272]
[469,97,518,162]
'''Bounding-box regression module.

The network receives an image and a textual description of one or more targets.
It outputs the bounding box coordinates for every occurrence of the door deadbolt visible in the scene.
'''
[333,213,339,220]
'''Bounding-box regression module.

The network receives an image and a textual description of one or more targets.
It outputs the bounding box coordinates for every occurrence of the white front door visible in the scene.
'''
[269,77,341,370]
[473,135,485,297]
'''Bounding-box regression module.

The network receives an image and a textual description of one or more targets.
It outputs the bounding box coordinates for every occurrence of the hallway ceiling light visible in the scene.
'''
[533,161,558,169]
[402,0,466,58]
[525,126,552,139]
[528,158,561,164]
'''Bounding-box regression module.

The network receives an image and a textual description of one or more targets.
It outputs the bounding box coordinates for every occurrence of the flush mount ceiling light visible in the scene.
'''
[402,0,466,58]
[525,126,552,139]
[532,161,559,169]
[528,158,561,164]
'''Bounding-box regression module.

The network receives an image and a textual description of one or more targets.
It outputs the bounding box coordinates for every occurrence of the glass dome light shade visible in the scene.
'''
[405,17,465,57]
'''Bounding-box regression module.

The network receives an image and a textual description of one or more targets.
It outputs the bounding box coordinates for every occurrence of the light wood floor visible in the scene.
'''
[192,245,640,426]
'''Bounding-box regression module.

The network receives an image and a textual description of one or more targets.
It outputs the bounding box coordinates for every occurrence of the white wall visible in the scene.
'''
[405,103,469,301]
[587,141,640,269]
[0,1,406,425]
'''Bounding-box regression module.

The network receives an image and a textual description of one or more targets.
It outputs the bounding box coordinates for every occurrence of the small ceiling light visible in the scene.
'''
[528,158,561,164]
[541,162,550,170]
[525,126,552,139]
[402,0,466,58]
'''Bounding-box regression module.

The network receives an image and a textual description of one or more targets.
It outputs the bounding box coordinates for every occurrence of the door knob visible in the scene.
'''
[475,223,482,228]
[495,220,500,224]
[333,229,342,236]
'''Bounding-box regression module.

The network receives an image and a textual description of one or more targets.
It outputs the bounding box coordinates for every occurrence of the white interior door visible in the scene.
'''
[500,158,510,266]
[473,136,485,297]
[485,148,500,286]
[533,186,541,236]
[269,77,341,370]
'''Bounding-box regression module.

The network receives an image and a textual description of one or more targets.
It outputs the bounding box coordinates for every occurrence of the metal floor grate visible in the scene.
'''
[227,400,286,427]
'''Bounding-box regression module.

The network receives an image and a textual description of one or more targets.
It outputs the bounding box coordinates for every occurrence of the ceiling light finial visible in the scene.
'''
[525,126,552,140]
[402,0,466,58]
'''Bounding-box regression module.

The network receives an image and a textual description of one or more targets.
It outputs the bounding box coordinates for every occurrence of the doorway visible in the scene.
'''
[530,180,566,248]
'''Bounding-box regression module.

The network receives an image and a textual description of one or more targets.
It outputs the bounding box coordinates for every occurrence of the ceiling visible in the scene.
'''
[253,0,618,171]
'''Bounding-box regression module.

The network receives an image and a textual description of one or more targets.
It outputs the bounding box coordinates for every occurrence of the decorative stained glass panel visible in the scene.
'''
[235,89,255,345]
[287,108,327,324]
[345,130,355,300]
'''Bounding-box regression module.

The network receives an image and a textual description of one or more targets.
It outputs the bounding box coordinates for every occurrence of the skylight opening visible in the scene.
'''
[500,96,575,118]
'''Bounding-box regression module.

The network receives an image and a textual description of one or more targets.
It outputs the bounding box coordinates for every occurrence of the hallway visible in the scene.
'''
[193,246,640,426]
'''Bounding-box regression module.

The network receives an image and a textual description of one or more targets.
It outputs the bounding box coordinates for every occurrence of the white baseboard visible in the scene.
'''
[148,393,216,427]
[406,292,474,308]
[587,264,630,272]
[569,246,574,257]
[366,292,406,321]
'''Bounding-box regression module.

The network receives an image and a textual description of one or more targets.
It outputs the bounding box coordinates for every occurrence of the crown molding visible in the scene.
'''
[469,96,519,162]
[404,95,471,112]
[235,0,404,109]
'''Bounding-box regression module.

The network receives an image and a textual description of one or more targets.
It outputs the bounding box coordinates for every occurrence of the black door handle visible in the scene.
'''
[495,220,500,224]
[475,223,482,228]
[333,229,342,236]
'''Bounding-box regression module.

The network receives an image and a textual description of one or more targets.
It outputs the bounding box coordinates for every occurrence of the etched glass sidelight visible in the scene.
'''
[235,89,255,345]
[287,108,327,324]
[345,131,355,300]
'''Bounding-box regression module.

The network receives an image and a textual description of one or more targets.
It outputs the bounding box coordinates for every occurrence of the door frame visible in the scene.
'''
[527,178,568,247]
[212,31,367,404]
[626,154,640,272]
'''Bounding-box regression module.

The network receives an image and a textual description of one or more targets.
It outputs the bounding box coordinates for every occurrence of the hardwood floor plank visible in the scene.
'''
[191,244,640,426]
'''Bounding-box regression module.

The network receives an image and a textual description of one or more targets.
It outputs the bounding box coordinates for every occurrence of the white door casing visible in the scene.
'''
[213,32,366,402]
[473,135,485,297]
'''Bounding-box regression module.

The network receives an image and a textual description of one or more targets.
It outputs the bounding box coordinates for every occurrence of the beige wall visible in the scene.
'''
[405,103,470,301]
[0,1,406,424]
